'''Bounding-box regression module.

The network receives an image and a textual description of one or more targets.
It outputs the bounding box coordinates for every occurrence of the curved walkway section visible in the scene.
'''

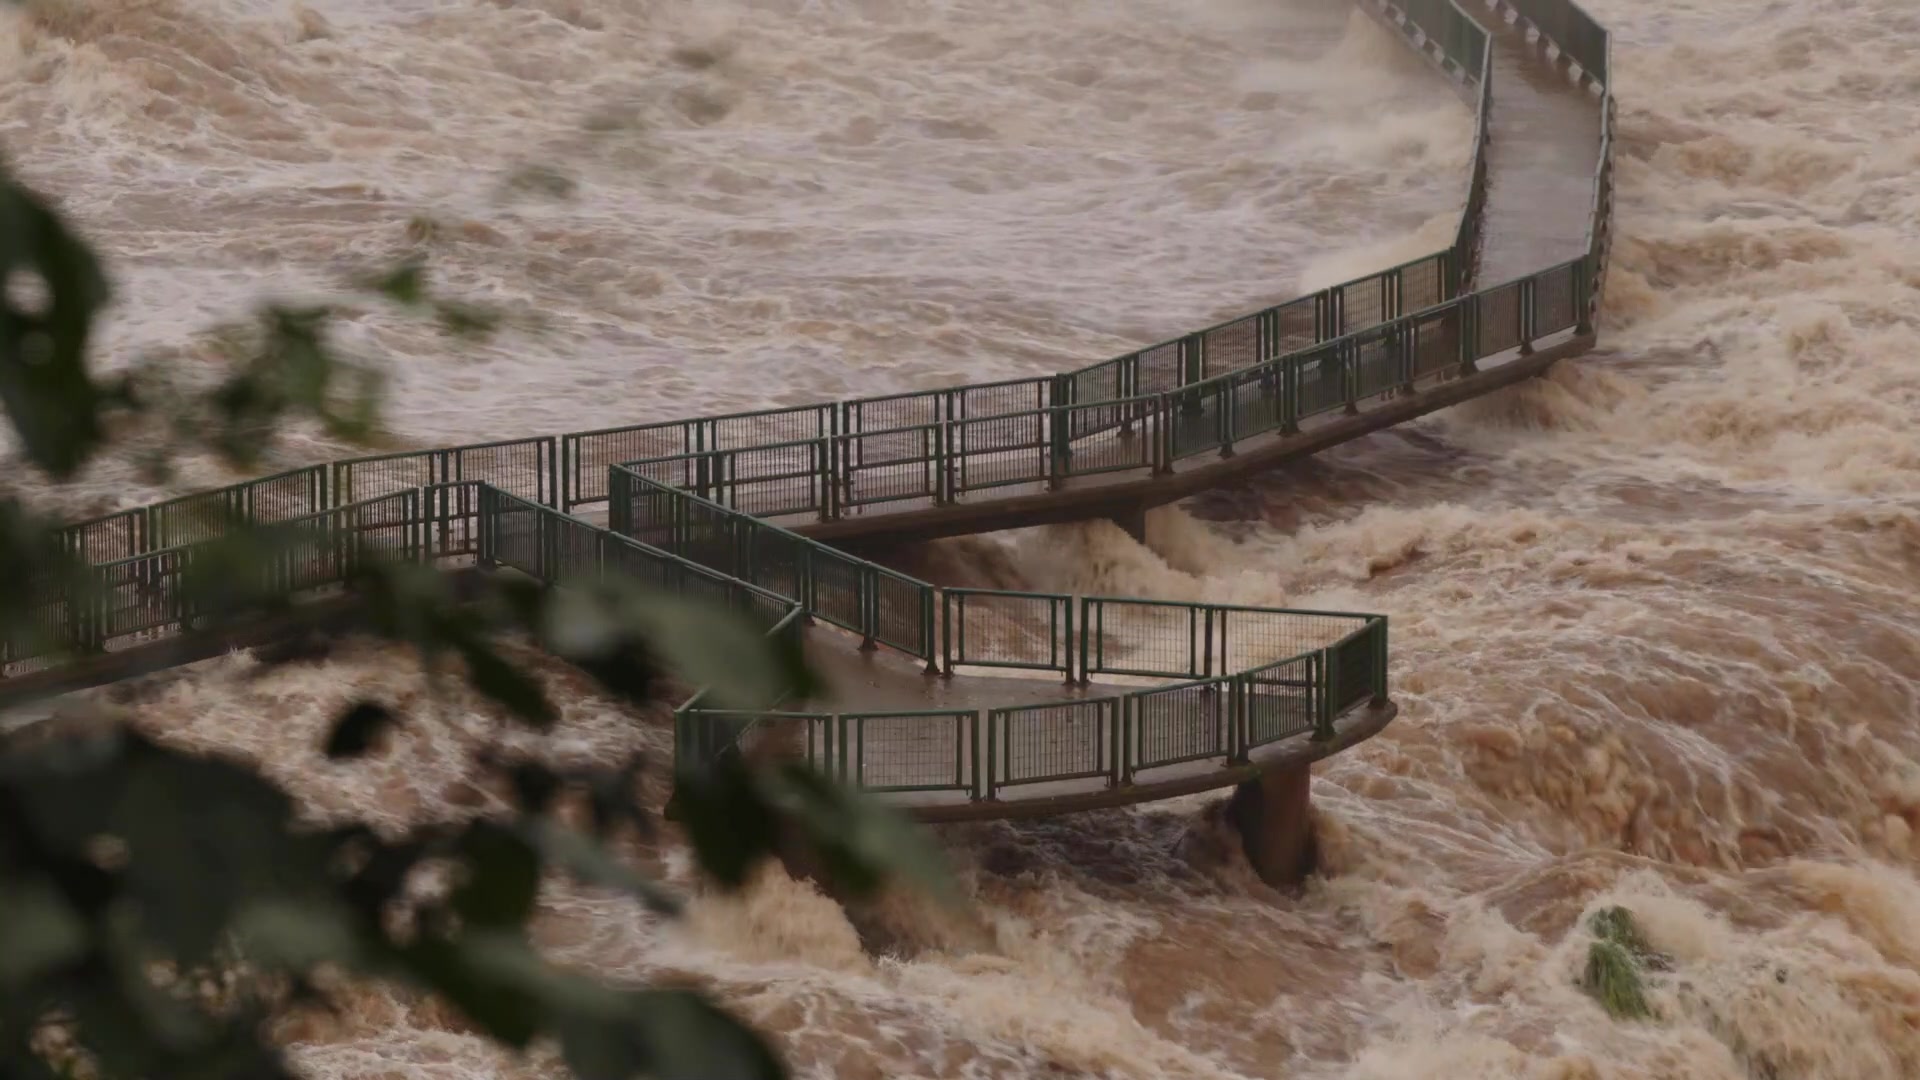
[5,0,1616,835]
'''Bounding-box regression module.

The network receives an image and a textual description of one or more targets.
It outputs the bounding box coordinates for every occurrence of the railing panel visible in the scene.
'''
[843,390,941,437]
[987,699,1115,794]
[60,508,147,565]
[1167,381,1227,462]
[809,546,868,637]
[716,440,831,519]
[1351,324,1404,402]
[551,513,603,584]
[950,410,1050,494]
[871,569,934,661]
[844,711,975,794]
[1273,296,1318,356]
[1082,597,1212,680]
[948,377,1050,420]
[1130,677,1232,772]
[95,549,192,648]
[450,437,558,508]
[1330,620,1387,715]
[245,465,329,525]
[705,404,833,453]
[339,490,424,570]
[1340,274,1389,335]
[838,424,942,511]
[1532,261,1580,337]
[1477,279,1526,357]
[1226,365,1286,445]
[1213,606,1365,672]
[148,486,243,552]
[270,512,348,597]
[1399,254,1447,315]
[1200,315,1260,377]
[334,449,441,508]
[603,532,680,591]
[1060,396,1161,478]
[679,710,834,777]
[1293,344,1347,421]
[1062,358,1130,441]
[740,521,810,606]
[943,589,1074,676]
[1135,340,1184,395]
[563,419,698,510]
[483,487,547,581]
[2,574,86,673]
[1412,304,1462,378]
[1242,654,1319,750]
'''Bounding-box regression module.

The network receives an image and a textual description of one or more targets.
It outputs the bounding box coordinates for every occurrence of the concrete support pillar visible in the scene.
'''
[1228,761,1316,888]
[1110,506,1148,544]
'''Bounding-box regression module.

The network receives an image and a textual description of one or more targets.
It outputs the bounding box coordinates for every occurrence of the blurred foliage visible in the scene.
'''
[0,152,949,1080]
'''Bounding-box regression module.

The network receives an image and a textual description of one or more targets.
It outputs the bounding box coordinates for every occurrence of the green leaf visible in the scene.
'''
[521,818,681,917]
[398,935,544,1047]
[557,989,783,1080]
[366,261,427,306]
[0,878,87,985]
[435,300,499,339]
[554,584,814,712]
[451,822,540,930]
[667,755,778,889]
[0,166,111,479]
[324,701,399,759]
[455,635,558,730]
[229,897,365,971]
[764,764,958,908]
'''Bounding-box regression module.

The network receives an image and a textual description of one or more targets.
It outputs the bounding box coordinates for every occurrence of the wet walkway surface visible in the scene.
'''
[1464,0,1605,284]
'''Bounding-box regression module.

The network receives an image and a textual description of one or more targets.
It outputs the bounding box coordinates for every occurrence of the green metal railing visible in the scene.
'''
[13,0,1617,812]
[679,606,1388,801]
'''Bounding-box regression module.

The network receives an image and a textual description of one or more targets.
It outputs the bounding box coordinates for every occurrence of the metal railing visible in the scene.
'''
[15,0,1618,812]
[679,607,1388,801]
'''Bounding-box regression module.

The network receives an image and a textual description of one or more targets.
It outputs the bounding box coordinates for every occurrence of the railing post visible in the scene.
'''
[1047,405,1068,491]
[477,485,497,569]
[822,436,840,522]
[1217,381,1235,459]
[1107,699,1123,788]
[1281,355,1300,435]
[920,583,938,675]
[1181,332,1205,390]
[941,591,956,677]
[1119,695,1136,785]
[859,565,878,652]
[1459,296,1480,375]
[1371,617,1390,705]
[1063,596,1076,684]
[1342,343,1360,415]
[1314,648,1337,741]
[1079,596,1095,685]
[1575,257,1595,336]
[984,710,999,801]
[1518,277,1537,356]
[1397,319,1416,395]
[1228,676,1247,764]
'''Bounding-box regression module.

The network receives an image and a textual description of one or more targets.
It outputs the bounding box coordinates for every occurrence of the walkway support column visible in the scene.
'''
[1228,761,1316,887]
[1110,505,1148,544]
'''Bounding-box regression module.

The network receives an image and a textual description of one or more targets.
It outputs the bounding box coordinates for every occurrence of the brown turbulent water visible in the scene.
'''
[7,0,1920,1075]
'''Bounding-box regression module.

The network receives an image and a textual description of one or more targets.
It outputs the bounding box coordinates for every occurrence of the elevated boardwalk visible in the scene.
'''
[7,0,1616,881]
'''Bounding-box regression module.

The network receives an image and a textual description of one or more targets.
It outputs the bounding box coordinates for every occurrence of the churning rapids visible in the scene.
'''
[7,0,1920,1075]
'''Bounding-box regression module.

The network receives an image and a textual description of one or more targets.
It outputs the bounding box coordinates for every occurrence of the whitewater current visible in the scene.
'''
[7,0,1920,1076]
